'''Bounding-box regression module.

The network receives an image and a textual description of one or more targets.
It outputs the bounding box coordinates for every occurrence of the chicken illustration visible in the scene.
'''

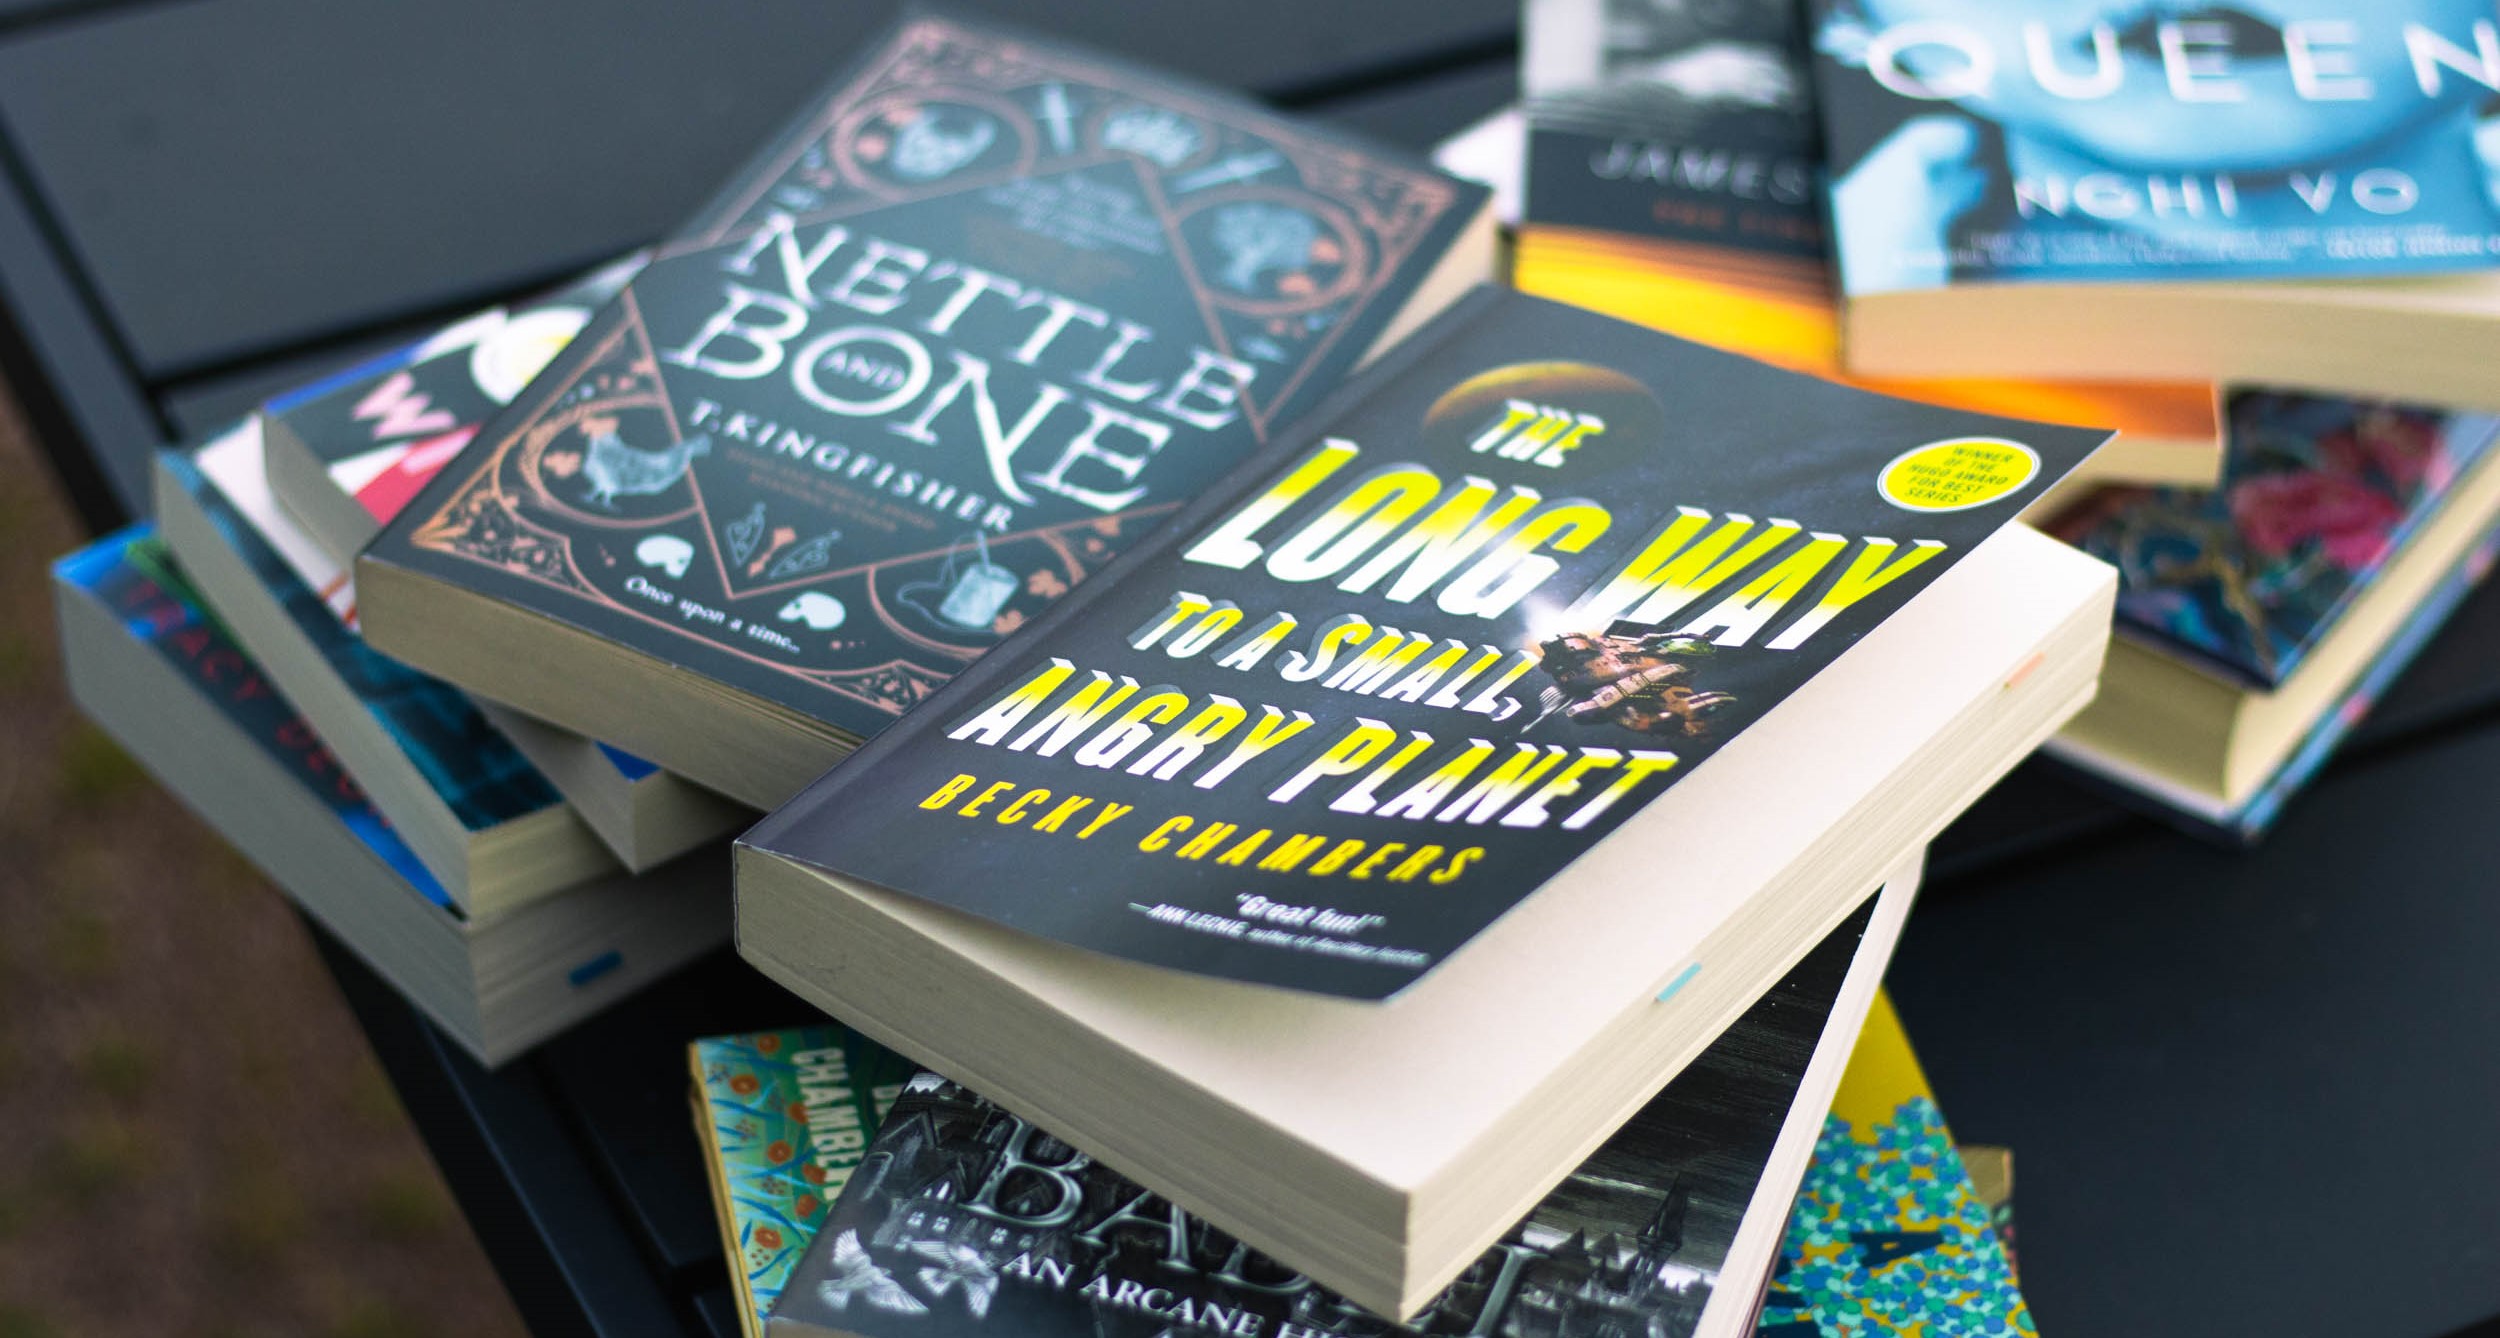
[723,502,769,567]
[577,421,709,510]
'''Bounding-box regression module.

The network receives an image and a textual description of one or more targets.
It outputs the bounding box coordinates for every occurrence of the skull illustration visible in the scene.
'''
[778,591,847,631]
[634,534,695,580]
[890,108,998,182]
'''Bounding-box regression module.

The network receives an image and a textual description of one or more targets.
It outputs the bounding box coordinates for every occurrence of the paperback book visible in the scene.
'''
[1521,0,1824,255]
[742,289,2107,999]
[732,285,2116,1317]
[1808,0,2500,407]
[2048,392,2500,835]
[1512,0,2220,493]
[766,887,1904,1338]
[358,12,1499,810]
[256,288,751,872]
[261,255,646,563]
[1753,993,2032,1338]
[155,419,617,916]
[54,528,729,1064]
[693,1026,918,1337]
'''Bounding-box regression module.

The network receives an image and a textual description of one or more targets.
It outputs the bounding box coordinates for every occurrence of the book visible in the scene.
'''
[692,1026,919,1338]
[735,288,2117,1314]
[488,708,754,871]
[52,527,729,1065]
[1514,0,2221,495]
[764,876,1913,1338]
[260,255,646,563]
[154,417,618,917]
[255,296,753,872]
[356,13,1501,811]
[2047,392,2500,836]
[1809,0,2500,410]
[1752,993,2033,1338]
[1954,1145,2019,1268]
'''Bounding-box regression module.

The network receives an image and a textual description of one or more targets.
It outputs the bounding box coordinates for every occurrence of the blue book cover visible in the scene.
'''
[160,443,564,833]
[2052,391,2500,690]
[1809,1,2500,293]
[54,527,452,907]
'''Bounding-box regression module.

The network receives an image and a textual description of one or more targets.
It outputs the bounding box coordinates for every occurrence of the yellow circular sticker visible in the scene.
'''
[1878,438,2040,513]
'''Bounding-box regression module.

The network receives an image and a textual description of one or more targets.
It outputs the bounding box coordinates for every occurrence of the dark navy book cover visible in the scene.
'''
[748,291,2106,997]
[55,529,451,906]
[365,13,1488,742]
[767,899,1871,1338]
[1523,0,1825,255]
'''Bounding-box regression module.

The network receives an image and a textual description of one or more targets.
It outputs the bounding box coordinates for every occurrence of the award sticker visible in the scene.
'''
[1878,438,2039,513]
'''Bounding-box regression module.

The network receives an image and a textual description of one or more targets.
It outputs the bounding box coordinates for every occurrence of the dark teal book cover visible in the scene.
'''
[693,1026,918,1334]
[53,528,451,906]
[747,290,2107,997]
[365,13,1488,742]
[161,447,563,835]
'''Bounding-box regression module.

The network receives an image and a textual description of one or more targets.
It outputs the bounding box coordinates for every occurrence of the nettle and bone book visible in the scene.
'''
[358,13,1497,810]
[734,290,2119,1315]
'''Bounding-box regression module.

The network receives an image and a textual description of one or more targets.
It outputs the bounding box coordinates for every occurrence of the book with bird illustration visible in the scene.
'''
[356,12,1498,810]
[692,1025,916,1338]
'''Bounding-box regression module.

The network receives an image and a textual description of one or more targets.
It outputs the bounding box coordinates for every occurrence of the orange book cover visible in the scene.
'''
[1518,226,2220,493]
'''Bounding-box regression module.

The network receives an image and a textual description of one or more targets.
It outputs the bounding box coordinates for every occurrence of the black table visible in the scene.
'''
[5,5,2498,1336]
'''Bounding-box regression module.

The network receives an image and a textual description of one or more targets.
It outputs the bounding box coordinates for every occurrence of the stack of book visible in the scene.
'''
[1506,0,2500,840]
[54,12,2146,1334]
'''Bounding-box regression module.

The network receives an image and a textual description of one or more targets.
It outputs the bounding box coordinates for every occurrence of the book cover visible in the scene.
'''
[694,1026,918,1336]
[52,528,450,907]
[1522,0,1824,255]
[1810,1,2500,295]
[2052,517,2500,842]
[265,256,645,530]
[746,290,2107,998]
[365,13,1489,743]
[2051,393,2500,689]
[769,899,1878,1338]
[256,294,675,798]
[166,427,566,836]
[1753,993,2032,1338]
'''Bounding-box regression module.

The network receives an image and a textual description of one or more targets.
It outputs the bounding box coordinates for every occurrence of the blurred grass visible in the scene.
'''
[0,395,527,1336]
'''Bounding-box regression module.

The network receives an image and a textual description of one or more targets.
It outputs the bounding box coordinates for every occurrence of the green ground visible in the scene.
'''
[0,399,528,1338]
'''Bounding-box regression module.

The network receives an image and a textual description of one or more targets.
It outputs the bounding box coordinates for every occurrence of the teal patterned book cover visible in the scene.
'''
[1755,993,2030,1338]
[693,1026,916,1337]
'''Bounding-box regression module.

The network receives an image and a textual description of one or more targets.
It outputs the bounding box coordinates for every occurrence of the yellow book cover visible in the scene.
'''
[1754,992,2033,1337]
[1518,226,2220,496]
